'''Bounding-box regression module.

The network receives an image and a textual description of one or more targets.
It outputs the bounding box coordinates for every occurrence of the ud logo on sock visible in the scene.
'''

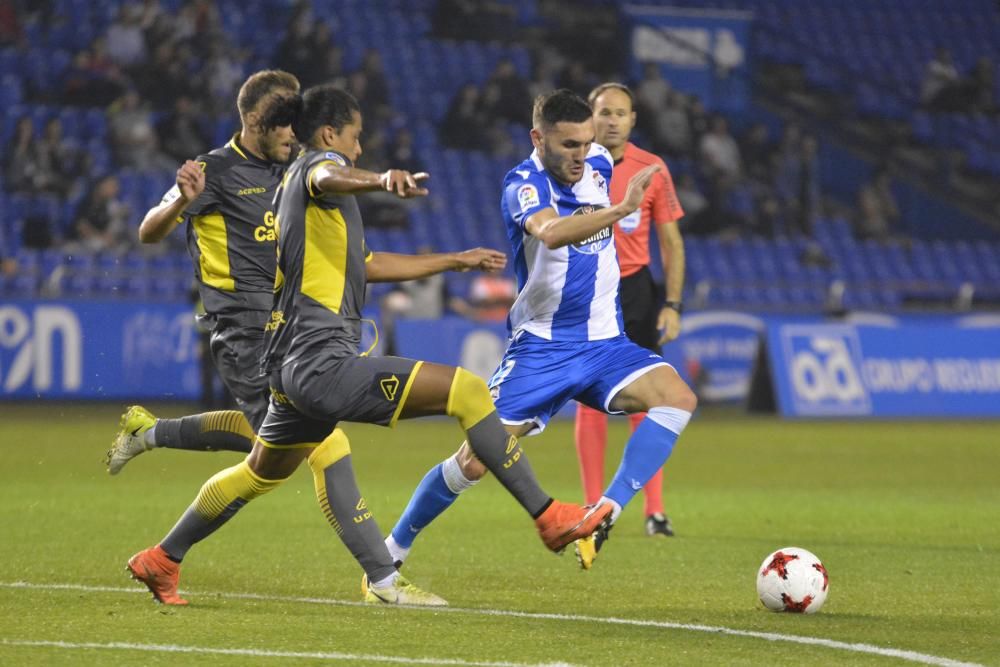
[378,375,400,401]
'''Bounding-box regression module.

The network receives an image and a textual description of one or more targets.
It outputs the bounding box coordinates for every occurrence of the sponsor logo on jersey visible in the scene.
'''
[517,183,540,211]
[325,152,347,166]
[570,205,613,254]
[237,186,267,196]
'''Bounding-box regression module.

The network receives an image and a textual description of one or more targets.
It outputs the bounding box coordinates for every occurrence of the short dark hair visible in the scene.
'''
[236,70,301,119]
[532,89,592,129]
[295,85,361,144]
[587,82,635,108]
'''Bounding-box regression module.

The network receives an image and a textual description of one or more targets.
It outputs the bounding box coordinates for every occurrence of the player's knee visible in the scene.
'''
[194,459,284,520]
[307,429,351,472]
[456,441,487,480]
[446,367,495,431]
[672,383,698,414]
[652,374,698,414]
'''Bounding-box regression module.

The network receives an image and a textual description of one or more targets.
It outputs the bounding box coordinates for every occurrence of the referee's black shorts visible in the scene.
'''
[620,265,661,354]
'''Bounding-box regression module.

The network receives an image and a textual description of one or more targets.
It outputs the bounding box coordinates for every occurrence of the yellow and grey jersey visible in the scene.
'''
[262,149,372,371]
[160,136,285,314]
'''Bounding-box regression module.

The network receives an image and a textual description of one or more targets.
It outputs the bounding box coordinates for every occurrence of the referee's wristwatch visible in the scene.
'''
[663,300,684,314]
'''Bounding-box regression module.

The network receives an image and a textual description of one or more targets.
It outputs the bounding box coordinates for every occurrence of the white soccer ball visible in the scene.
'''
[756,547,829,614]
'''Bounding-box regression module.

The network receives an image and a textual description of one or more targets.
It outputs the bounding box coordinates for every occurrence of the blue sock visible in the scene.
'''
[390,463,458,549]
[604,407,689,510]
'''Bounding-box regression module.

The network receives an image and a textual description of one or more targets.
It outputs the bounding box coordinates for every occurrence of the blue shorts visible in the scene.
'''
[487,332,670,435]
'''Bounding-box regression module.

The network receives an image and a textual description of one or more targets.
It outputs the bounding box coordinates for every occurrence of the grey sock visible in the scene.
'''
[153,412,254,453]
[316,455,397,582]
[160,500,246,562]
[466,412,551,517]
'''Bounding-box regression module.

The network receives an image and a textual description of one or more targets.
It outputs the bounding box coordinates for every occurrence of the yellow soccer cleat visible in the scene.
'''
[362,573,447,606]
[575,520,614,571]
[105,405,157,475]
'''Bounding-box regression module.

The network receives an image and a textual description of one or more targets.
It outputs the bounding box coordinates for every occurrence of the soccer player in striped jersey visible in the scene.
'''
[575,82,687,539]
[386,90,697,571]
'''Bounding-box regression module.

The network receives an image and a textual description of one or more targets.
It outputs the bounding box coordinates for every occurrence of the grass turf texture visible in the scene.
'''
[0,404,997,666]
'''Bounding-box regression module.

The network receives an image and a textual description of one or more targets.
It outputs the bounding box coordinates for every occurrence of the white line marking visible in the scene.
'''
[0,581,984,667]
[0,639,577,667]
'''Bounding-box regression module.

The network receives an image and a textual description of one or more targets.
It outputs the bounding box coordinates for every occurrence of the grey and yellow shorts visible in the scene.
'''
[257,355,423,448]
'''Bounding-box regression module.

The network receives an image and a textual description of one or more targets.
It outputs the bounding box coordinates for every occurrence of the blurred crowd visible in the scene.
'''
[4,0,988,275]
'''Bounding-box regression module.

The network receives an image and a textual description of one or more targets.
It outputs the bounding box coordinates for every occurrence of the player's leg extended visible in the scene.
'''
[603,366,695,522]
[388,362,611,556]
[575,404,609,505]
[633,410,673,537]
[127,439,300,605]
[106,407,256,475]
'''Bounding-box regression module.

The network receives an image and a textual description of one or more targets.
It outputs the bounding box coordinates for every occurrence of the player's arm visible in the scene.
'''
[138,160,206,243]
[656,221,685,344]
[366,248,506,283]
[525,164,660,249]
[311,163,429,199]
[652,164,686,344]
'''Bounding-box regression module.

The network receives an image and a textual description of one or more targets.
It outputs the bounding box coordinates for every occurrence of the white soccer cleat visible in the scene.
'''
[105,405,157,475]
[362,573,447,606]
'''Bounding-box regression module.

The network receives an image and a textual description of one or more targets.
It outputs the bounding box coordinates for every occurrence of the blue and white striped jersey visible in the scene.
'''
[500,143,623,341]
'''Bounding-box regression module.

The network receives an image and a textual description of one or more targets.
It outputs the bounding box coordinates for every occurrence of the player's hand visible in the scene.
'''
[381,170,429,198]
[657,306,681,345]
[176,160,205,203]
[454,247,507,273]
[621,164,661,213]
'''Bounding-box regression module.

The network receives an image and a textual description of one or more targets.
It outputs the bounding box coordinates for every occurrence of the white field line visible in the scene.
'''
[0,639,577,667]
[0,580,985,667]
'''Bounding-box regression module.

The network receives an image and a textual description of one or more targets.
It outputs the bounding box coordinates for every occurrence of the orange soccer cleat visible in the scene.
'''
[126,545,189,606]
[535,500,613,554]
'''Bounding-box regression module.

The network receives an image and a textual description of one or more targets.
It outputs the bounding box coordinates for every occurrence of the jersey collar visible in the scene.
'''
[227,133,271,166]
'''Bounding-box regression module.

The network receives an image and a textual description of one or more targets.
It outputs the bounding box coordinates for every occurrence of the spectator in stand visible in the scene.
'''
[774,133,820,237]
[201,42,247,115]
[699,115,742,183]
[856,169,901,242]
[556,61,594,98]
[158,96,211,164]
[63,40,129,107]
[108,89,175,172]
[4,116,43,193]
[276,16,314,86]
[965,57,996,113]
[483,59,532,125]
[360,50,391,109]
[104,4,147,70]
[450,274,517,323]
[316,45,346,88]
[35,117,84,198]
[440,83,488,151]
[387,129,424,175]
[68,175,131,252]
[651,91,693,158]
[674,173,711,235]
[921,47,960,109]
[740,122,773,183]
[636,62,670,115]
[0,0,23,46]
[141,42,197,110]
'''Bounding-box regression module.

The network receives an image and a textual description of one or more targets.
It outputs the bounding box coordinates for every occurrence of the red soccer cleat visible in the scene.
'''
[535,501,613,553]
[126,545,189,606]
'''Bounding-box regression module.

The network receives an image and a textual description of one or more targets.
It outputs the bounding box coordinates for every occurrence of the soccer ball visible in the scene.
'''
[756,547,829,614]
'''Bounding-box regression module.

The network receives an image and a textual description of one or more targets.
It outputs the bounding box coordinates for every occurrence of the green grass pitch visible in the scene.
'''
[0,403,997,666]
